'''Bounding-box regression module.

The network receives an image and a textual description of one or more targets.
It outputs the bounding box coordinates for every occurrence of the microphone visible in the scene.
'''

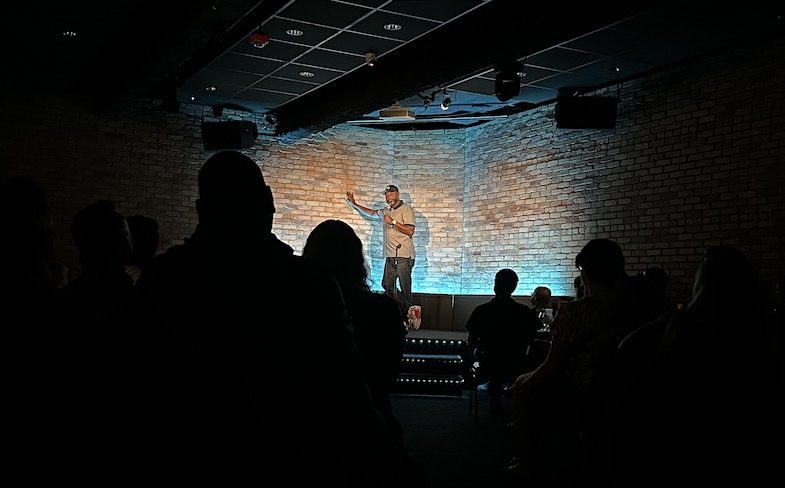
[394,244,401,267]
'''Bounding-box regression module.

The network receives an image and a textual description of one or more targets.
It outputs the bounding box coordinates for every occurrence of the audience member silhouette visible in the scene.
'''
[1,177,55,292]
[465,268,541,413]
[574,275,585,299]
[531,285,554,329]
[618,246,783,487]
[60,200,134,325]
[303,219,407,446]
[773,273,785,353]
[1,177,110,482]
[640,265,672,314]
[133,151,402,486]
[125,214,159,285]
[510,238,661,486]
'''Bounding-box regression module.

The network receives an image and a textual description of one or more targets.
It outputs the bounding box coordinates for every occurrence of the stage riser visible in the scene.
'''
[400,355,463,375]
[393,374,465,397]
[394,336,470,397]
[403,338,465,355]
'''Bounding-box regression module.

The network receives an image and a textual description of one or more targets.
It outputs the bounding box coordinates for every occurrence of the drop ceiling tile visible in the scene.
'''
[321,31,402,56]
[209,53,283,76]
[297,48,365,71]
[450,77,496,95]
[527,47,604,72]
[530,72,608,91]
[212,71,264,89]
[352,11,439,42]
[262,17,338,46]
[275,63,343,84]
[349,0,388,7]
[183,69,261,93]
[230,39,311,61]
[278,0,371,28]
[564,27,645,56]
[383,0,484,22]
[252,76,317,95]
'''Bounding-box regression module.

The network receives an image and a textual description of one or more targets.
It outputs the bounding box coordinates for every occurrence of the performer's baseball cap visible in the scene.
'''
[383,184,399,194]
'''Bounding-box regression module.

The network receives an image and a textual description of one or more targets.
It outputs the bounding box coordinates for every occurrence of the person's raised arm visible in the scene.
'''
[345,191,378,217]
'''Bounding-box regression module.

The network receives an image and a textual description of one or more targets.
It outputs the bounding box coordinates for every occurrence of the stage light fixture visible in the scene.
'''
[495,60,524,102]
[365,52,377,67]
[440,91,451,110]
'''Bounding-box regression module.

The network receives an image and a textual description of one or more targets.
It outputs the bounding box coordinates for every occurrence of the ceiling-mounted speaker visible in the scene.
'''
[555,96,618,129]
[495,60,523,102]
[495,70,520,102]
[201,120,258,150]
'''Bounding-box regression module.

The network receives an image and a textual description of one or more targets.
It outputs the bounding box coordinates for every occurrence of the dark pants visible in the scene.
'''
[382,257,414,318]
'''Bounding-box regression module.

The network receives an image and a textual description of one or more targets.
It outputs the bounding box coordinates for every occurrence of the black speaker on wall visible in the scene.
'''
[495,71,520,102]
[555,96,618,129]
[201,120,258,150]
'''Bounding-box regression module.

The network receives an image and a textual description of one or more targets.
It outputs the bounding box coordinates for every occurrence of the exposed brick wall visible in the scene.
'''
[1,95,205,273]
[2,39,783,305]
[250,126,395,289]
[391,131,465,293]
[465,41,785,301]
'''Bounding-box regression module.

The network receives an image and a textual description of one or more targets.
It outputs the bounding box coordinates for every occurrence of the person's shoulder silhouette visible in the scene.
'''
[134,153,401,486]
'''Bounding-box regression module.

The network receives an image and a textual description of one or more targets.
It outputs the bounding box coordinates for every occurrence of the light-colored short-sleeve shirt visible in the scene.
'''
[376,203,415,259]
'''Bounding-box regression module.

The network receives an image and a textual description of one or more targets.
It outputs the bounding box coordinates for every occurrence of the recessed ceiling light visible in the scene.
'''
[62,31,77,37]
[205,86,217,92]
[286,29,304,36]
[299,71,315,78]
[383,23,402,31]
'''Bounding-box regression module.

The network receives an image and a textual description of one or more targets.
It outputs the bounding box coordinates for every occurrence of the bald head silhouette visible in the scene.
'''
[196,151,275,232]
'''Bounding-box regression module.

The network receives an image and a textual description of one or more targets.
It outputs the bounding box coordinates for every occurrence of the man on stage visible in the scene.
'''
[346,185,416,322]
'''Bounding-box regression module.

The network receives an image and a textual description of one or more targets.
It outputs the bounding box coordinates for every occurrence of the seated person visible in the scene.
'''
[531,286,554,331]
[465,269,541,412]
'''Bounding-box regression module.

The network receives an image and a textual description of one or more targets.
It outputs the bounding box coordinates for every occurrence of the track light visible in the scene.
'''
[440,92,451,110]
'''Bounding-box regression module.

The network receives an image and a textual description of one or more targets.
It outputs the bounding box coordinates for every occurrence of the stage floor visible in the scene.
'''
[406,329,467,341]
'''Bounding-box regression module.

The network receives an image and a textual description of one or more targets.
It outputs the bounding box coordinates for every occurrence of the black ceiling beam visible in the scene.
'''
[274,0,653,136]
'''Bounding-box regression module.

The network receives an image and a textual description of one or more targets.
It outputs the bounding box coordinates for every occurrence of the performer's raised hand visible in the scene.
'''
[346,191,356,205]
